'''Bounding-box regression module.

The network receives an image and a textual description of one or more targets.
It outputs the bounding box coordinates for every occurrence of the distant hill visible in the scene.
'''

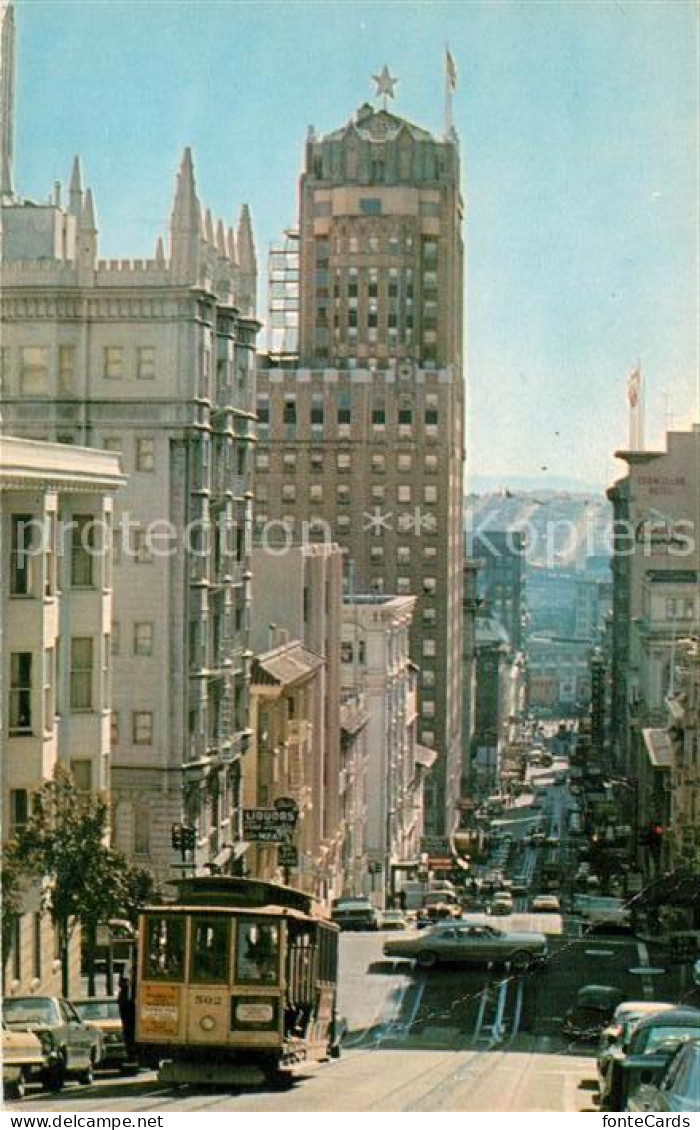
[468,473,606,494]
[464,489,612,571]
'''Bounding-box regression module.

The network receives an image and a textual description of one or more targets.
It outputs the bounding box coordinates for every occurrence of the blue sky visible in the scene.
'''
[13,0,699,489]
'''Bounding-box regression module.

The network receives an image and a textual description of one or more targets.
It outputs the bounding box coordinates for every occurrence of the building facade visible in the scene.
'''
[472,530,524,651]
[255,92,465,835]
[1,146,259,881]
[1,435,123,994]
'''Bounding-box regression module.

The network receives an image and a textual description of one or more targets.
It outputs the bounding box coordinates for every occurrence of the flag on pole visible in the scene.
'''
[446,47,458,91]
[628,366,641,407]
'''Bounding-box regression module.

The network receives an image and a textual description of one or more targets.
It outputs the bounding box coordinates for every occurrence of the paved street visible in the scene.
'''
[9,928,696,1113]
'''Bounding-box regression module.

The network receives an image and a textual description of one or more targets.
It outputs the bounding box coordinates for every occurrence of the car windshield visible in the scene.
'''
[3,998,56,1025]
[639,1026,700,1054]
[72,1000,120,1022]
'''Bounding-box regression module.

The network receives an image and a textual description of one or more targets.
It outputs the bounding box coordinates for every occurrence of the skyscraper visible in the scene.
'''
[256,72,465,835]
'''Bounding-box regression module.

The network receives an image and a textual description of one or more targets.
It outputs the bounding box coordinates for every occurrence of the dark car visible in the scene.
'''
[628,1037,700,1113]
[331,897,380,931]
[602,1007,700,1111]
[563,985,626,1042]
[3,996,101,1091]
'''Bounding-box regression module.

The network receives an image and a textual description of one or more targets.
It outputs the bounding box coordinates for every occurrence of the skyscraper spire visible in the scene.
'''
[236,204,257,316]
[69,155,83,216]
[170,147,201,282]
[1,1,16,201]
[216,218,227,257]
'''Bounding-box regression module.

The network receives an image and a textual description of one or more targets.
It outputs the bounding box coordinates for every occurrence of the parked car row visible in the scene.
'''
[596,1002,700,1111]
[3,993,131,1099]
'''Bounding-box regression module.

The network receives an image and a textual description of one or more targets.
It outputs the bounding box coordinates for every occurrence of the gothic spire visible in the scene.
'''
[171,146,200,231]
[69,155,83,216]
[236,204,257,275]
[1,1,16,200]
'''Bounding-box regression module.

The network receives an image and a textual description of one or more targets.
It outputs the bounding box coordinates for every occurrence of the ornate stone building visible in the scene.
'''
[1,143,259,881]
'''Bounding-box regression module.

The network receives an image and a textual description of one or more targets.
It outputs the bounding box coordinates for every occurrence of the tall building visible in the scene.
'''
[255,77,465,835]
[1,130,259,876]
[471,529,524,651]
[1,435,123,993]
[607,424,700,777]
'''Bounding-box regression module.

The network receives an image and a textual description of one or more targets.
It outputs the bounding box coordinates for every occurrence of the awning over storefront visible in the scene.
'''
[642,728,673,769]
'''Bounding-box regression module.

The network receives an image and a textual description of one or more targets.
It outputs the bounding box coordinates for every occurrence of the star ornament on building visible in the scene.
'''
[372,65,398,109]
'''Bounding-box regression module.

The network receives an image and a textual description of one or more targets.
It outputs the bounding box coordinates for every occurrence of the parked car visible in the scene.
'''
[379,910,409,931]
[3,996,101,1091]
[2,1021,47,1100]
[71,998,126,1070]
[531,894,561,913]
[600,1006,700,1111]
[331,897,380,931]
[598,1002,677,1106]
[562,985,627,1042]
[627,1037,700,1113]
[574,895,631,928]
[383,921,548,969]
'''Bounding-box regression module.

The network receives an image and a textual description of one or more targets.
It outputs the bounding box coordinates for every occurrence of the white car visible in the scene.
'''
[531,894,561,913]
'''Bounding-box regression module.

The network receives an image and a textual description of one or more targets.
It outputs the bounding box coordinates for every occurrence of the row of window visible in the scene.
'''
[101,435,156,470]
[264,483,440,505]
[111,709,155,747]
[255,450,440,473]
[4,906,60,983]
[112,621,154,657]
[9,512,101,596]
[257,399,439,429]
[0,345,157,393]
[8,637,109,735]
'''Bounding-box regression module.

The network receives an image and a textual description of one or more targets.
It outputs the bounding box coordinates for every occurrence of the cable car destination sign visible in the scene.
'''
[243,797,299,843]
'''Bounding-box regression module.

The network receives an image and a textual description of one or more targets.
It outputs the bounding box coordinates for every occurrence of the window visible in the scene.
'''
[144,915,185,981]
[372,407,386,427]
[134,622,154,656]
[422,238,438,262]
[255,451,269,471]
[111,711,119,746]
[398,408,412,426]
[191,917,230,983]
[33,914,42,980]
[337,406,352,425]
[236,918,280,984]
[388,236,400,254]
[341,641,354,664]
[58,345,76,394]
[103,436,122,454]
[423,607,437,624]
[70,637,93,711]
[310,450,324,472]
[425,408,439,426]
[337,453,351,472]
[397,454,412,471]
[10,513,36,596]
[423,577,437,594]
[423,639,436,657]
[359,198,382,215]
[283,399,296,425]
[371,485,385,501]
[336,514,350,531]
[370,546,384,561]
[20,346,49,394]
[111,623,120,656]
[133,527,152,564]
[44,647,54,731]
[310,402,324,426]
[136,437,155,471]
[424,485,438,504]
[103,346,123,379]
[425,454,438,472]
[282,451,296,470]
[136,346,156,380]
[133,711,153,744]
[398,485,412,504]
[9,653,32,734]
[397,546,411,563]
[423,669,436,686]
[256,398,270,425]
[282,484,296,502]
[397,576,411,594]
[424,545,438,560]
[70,515,95,587]
[422,730,435,747]
[337,484,350,504]
[371,453,385,473]
[310,484,323,501]
[10,789,29,835]
[70,759,92,795]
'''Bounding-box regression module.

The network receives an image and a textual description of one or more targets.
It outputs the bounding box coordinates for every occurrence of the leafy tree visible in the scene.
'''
[13,767,126,996]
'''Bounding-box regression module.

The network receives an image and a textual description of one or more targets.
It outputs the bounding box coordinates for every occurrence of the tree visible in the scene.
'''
[1,841,26,988]
[13,767,126,996]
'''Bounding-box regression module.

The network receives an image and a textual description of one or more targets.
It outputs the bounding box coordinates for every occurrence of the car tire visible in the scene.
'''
[508,950,533,971]
[416,950,438,969]
[43,1056,65,1093]
[78,1055,95,1087]
[9,1068,28,1101]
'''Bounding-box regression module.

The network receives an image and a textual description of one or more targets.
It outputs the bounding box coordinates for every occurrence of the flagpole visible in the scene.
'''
[445,59,452,136]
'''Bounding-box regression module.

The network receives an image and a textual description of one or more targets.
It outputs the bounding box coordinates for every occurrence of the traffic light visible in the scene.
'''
[171,823,183,851]
[182,825,197,852]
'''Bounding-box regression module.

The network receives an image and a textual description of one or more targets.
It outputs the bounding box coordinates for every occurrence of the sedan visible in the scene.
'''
[71,998,126,1070]
[598,1002,677,1099]
[383,921,548,969]
[628,1037,700,1113]
[602,1007,700,1111]
[563,985,626,1042]
[531,895,561,913]
[3,996,101,1091]
[379,911,409,931]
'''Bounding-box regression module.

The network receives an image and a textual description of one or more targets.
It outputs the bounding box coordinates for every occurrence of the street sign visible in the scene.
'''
[278,843,298,868]
[274,797,299,817]
[242,808,297,843]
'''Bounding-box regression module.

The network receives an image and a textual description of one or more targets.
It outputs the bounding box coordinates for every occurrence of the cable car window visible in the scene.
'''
[144,915,185,981]
[190,916,230,983]
[236,918,280,984]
